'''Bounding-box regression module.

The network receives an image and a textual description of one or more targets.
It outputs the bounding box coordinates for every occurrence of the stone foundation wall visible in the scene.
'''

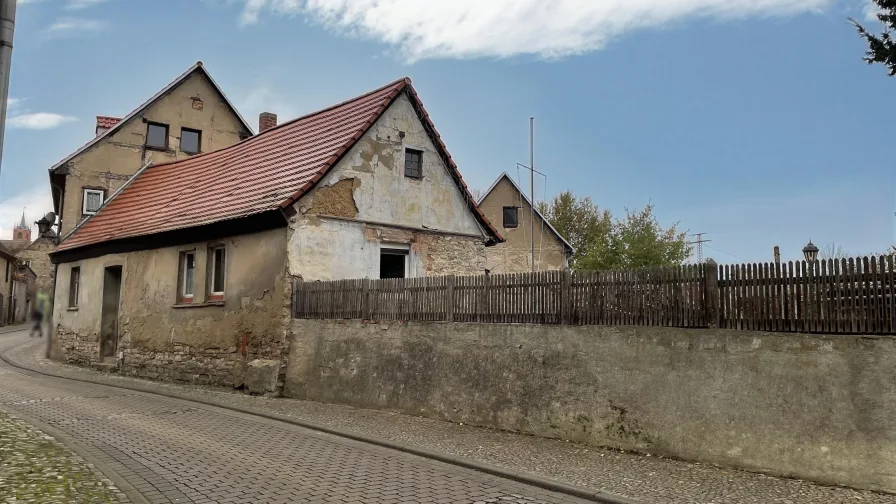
[287,319,896,493]
[55,326,99,365]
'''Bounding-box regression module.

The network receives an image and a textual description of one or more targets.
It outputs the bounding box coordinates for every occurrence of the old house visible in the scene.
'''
[48,61,254,239]
[478,173,573,273]
[49,77,502,390]
[2,213,56,294]
[0,244,30,325]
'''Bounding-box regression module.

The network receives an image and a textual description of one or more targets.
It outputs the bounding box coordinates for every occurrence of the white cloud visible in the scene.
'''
[236,85,298,128]
[6,97,23,110]
[44,17,106,35]
[66,0,109,9]
[238,0,833,60]
[0,188,53,241]
[862,0,883,22]
[9,113,77,130]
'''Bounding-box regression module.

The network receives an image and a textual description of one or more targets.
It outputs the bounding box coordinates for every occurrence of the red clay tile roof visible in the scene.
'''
[95,116,121,129]
[56,77,502,253]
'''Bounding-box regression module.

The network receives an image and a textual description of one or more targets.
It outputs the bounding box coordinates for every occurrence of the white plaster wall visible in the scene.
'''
[288,91,486,281]
[289,219,429,282]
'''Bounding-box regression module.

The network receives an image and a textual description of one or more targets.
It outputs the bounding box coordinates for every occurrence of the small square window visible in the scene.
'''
[208,246,225,301]
[181,128,201,154]
[380,246,409,279]
[503,206,519,229]
[82,188,105,215]
[178,251,195,303]
[404,148,423,179]
[68,267,80,308]
[146,123,168,149]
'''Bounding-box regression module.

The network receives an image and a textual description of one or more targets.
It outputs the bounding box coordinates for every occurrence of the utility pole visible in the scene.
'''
[689,233,711,263]
[529,117,535,272]
[0,0,15,176]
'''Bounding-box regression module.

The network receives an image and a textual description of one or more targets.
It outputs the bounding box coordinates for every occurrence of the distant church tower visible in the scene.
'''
[13,212,30,241]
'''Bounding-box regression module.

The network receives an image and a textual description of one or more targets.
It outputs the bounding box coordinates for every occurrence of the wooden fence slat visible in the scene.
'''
[871,256,881,334]
[889,255,895,335]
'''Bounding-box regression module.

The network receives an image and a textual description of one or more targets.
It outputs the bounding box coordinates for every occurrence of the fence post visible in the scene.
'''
[292,277,301,318]
[446,275,455,322]
[361,278,370,320]
[704,260,719,328]
[560,270,571,325]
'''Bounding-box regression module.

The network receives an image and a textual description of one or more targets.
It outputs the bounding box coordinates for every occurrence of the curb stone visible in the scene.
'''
[0,337,642,504]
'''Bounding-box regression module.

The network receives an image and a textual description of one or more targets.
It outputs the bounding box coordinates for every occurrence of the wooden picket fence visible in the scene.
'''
[718,256,896,334]
[292,255,896,334]
[292,264,709,328]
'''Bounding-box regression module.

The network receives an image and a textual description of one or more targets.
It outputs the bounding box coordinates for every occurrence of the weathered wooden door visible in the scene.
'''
[100,266,123,358]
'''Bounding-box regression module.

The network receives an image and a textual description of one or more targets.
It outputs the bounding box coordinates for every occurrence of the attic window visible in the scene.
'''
[146,122,169,150]
[181,128,201,154]
[404,148,422,179]
[82,188,104,215]
[503,206,519,229]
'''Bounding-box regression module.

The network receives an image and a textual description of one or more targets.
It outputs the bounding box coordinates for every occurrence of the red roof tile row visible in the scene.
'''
[95,116,121,129]
[58,78,501,252]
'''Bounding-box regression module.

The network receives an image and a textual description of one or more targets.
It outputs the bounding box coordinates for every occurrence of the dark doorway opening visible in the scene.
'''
[100,266,123,359]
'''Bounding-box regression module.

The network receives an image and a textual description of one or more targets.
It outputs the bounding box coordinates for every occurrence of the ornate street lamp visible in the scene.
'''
[35,212,57,243]
[802,240,819,263]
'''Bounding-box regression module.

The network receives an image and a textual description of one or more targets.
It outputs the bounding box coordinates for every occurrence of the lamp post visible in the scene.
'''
[35,213,58,359]
[802,240,819,263]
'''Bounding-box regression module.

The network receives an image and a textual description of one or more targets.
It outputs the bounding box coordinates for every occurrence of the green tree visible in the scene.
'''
[850,1,896,75]
[536,192,613,270]
[538,193,690,271]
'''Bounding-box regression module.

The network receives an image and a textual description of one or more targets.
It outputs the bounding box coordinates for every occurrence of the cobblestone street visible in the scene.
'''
[0,330,591,504]
[0,411,126,503]
[2,327,895,503]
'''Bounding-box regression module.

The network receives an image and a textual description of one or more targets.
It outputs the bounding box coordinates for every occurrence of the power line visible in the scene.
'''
[703,244,743,261]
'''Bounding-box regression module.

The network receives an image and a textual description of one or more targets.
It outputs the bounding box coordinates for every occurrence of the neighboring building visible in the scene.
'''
[49,77,502,390]
[0,244,30,325]
[478,172,574,273]
[48,61,254,239]
[1,213,56,294]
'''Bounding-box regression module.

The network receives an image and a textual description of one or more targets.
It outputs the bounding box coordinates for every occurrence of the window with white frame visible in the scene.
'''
[68,266,80,308]
[82,188,105,215]
[208,246,225,301]
[379,243,410,279]
[178,251,195,303]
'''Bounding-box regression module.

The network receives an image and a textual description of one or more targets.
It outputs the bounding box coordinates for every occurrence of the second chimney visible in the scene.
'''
[259,112,277,133]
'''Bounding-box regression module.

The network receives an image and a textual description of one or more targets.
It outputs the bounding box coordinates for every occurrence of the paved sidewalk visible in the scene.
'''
[0,410,127,503]
[5,332,893,504]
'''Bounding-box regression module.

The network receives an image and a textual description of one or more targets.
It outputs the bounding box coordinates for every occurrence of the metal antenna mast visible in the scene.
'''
[529,117,534,272]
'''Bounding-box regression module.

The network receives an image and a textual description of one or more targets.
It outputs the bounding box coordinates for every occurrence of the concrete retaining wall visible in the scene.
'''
[286,319,896,492]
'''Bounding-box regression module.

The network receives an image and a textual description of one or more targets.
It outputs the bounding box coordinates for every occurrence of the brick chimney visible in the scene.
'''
[259,112,277,133]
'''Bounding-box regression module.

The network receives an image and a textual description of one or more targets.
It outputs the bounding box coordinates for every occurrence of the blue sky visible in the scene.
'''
[0,0,891,263]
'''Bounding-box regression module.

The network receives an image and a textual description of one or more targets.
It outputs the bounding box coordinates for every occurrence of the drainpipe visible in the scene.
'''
[0,0,15,177]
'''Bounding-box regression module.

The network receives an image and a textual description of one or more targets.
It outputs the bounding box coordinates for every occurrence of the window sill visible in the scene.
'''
[145,145,174,154]
[172,301,225,309]
[66,307,78,311]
